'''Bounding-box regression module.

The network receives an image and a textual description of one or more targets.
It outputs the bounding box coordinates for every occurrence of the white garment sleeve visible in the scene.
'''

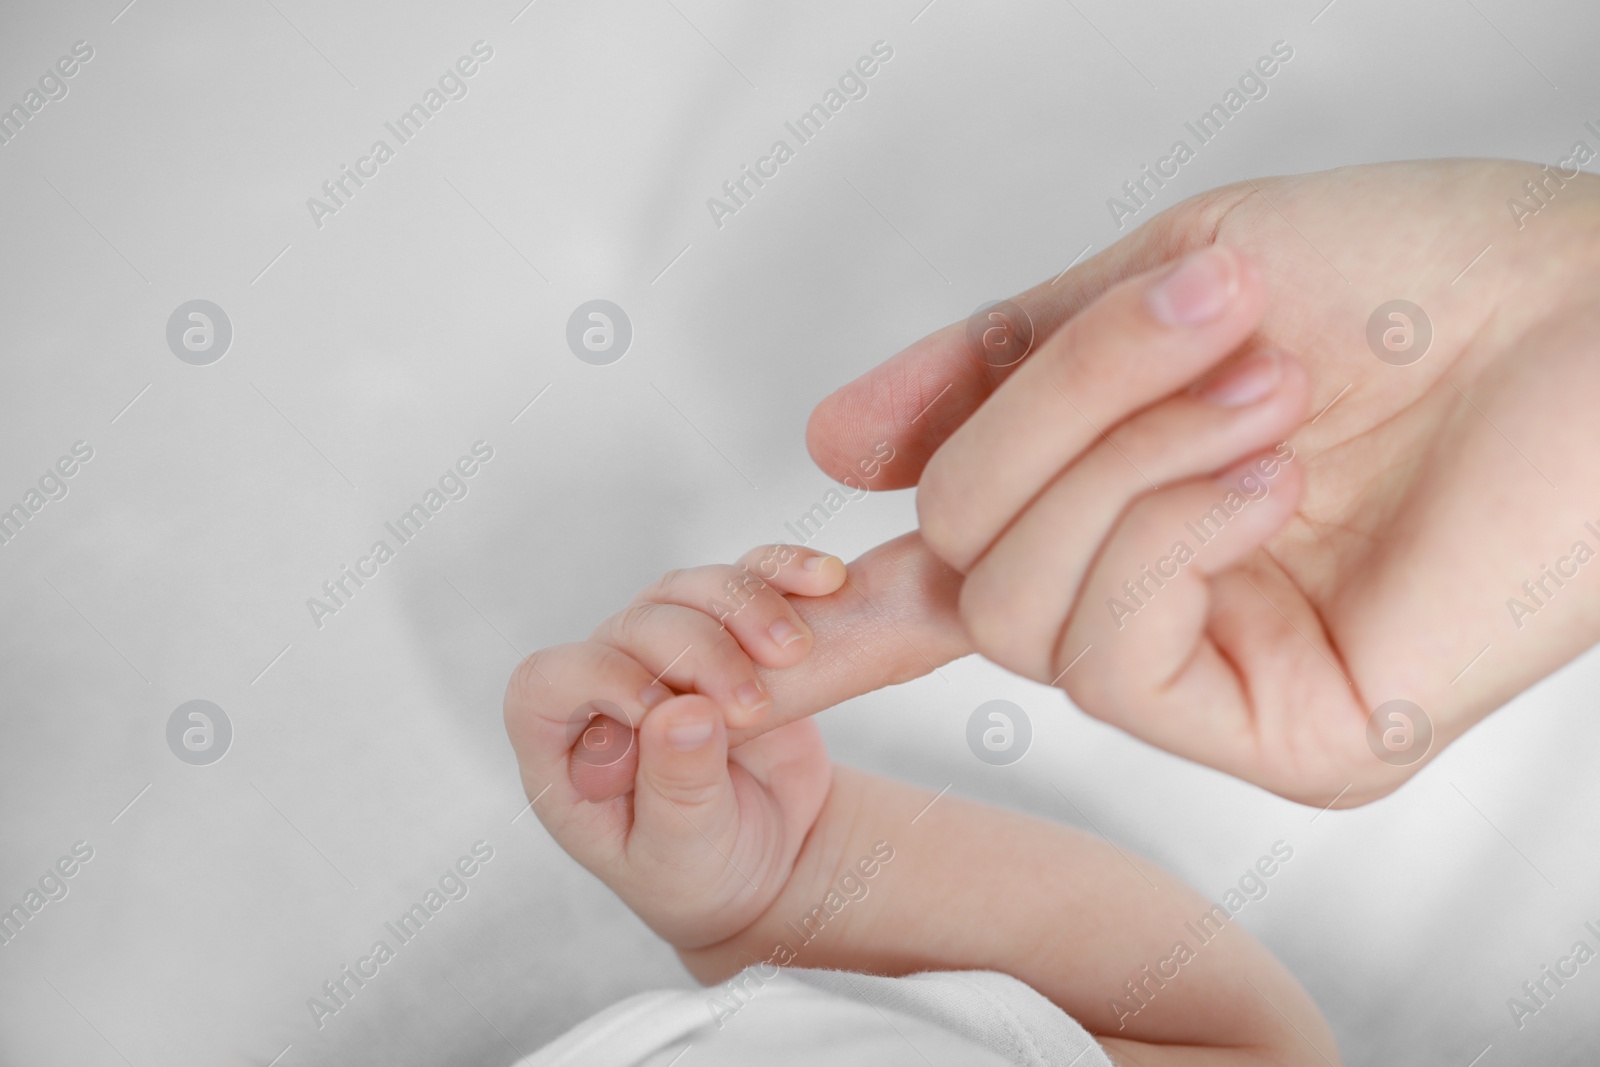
[521,966,1113,1067]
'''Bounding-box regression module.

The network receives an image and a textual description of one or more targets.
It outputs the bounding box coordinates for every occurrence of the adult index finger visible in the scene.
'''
[803,189,1246,489]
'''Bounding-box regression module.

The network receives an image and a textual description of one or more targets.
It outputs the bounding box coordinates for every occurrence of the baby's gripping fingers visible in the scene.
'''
[733,544,848,598]
[505,639,662,790]
[593,600,773,730]
[633,547,845,670]
[566,710,641,804]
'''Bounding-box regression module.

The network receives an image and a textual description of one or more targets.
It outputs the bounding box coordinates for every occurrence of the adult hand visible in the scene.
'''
[807,159,1600,806]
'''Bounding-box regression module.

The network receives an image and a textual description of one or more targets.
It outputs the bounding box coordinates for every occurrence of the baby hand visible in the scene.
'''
[503,544,848,949]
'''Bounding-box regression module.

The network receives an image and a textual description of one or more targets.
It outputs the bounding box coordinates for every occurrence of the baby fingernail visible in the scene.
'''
[1196,349,1282,407]
[769,618,806,648]
[666,711,714,751]
[639,684,672,710]
[1148,247,1238,327]
[736,679,770,715]
[803,554,837,572]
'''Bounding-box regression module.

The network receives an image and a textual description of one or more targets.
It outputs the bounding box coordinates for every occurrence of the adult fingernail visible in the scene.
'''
[769,618,806,648]
[639,684,672,710]
[1196,349,1282,407]
[666,708,714,751]
[1147,247,1238,327]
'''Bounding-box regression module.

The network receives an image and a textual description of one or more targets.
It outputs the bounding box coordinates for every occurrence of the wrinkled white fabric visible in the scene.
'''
[523,967,1112,1067]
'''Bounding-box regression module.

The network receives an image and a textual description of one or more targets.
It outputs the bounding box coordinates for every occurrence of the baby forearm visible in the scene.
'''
[682,767,1337,1062]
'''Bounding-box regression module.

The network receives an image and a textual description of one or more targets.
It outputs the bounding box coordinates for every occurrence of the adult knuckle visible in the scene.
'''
[1119,493,1176,546]
[1106,418,1162,471]
[958,577,1018,668]
[916,478,969,568]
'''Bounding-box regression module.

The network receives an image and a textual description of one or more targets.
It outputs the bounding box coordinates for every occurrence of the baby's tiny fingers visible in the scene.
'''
[635,550,842,669]
[567,712,641,804]
[593,601,771,729]
[502,641,667,806]
[633,694,732,826]
[733,544,848,597]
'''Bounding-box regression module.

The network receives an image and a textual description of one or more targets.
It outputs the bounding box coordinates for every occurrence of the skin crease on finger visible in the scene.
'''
[802,187,1250,489]
[544,164,1600,811]
[1213,166,1600,794]
[955,356,1312,683]
[803,160,1600,805]
[550,532,971,804]
[915,249,1273,574]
